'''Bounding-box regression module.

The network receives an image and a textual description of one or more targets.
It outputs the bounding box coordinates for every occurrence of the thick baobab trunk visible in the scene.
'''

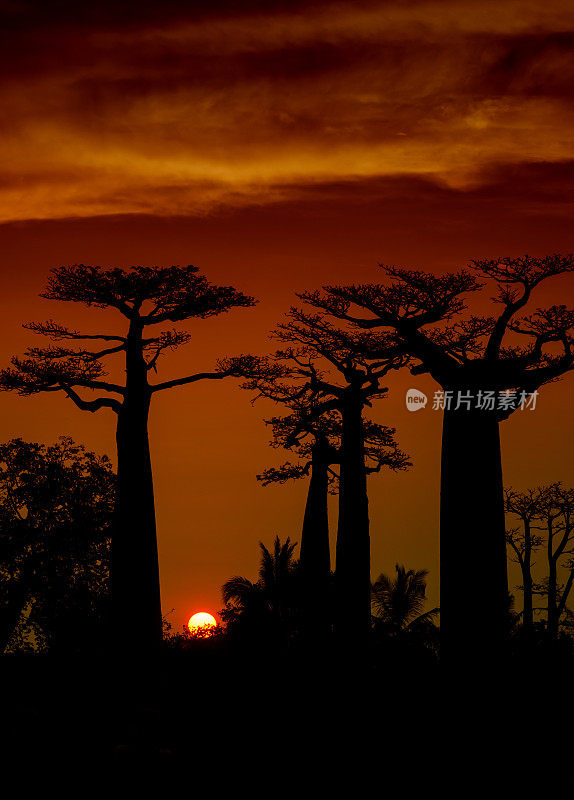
[300,439,331,636]
[440,402,508,664]
[112,323,162,655]
[335,383,370,641]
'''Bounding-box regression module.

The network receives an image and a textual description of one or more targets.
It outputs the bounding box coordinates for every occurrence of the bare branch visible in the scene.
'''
[469,254,574,360]
[62,385,121,414]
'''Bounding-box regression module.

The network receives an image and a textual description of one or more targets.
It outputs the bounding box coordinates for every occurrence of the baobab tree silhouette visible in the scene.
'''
[299,254,574,661]
[507,484,574,640]
[505,486,547,636]
[0,264,256,654]
[258,411,409,637]
[242,306,409,641]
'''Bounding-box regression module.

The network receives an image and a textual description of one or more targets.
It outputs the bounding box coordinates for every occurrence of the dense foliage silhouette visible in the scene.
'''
[0,436,114,653]
[370,564,439,665]
[221,536,302,647]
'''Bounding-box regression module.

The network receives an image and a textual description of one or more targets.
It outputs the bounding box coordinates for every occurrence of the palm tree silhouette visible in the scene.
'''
[222,537,299,636]
[371,565,439,633]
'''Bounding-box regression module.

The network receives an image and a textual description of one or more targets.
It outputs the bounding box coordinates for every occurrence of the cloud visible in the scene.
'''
[1,0,574,222]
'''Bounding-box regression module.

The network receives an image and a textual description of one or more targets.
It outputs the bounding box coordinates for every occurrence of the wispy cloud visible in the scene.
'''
[1,0,574,222]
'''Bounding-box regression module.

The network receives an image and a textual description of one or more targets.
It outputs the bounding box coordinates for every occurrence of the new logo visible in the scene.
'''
[405,388,428,411]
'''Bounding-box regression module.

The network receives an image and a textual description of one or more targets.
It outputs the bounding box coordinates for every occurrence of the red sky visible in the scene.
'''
[1,0,573,628]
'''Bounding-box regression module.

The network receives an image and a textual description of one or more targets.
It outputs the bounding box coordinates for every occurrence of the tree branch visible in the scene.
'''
[62,385,121,414]
[24,320,126,343]
[150,371,229,392]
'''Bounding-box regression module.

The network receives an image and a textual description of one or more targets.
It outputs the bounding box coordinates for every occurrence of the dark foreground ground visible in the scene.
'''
[2,637,572,778]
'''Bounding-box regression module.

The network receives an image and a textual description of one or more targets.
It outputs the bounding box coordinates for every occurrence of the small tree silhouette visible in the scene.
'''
[0,436,115,653]
[222,536,299,643]
[505,486,547,634]
[299,254,574,657]
[507,484,574,639]
[371,564,439,633]
[0,264,256,653]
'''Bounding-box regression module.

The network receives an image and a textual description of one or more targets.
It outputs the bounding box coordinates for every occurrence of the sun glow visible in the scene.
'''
[187,612,217,637]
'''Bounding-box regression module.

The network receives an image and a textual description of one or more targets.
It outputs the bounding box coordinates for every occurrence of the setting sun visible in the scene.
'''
[187,612,217,636]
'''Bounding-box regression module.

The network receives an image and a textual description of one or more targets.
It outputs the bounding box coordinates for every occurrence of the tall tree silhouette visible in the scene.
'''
[243,308,408,640]
[258,412,409,636]
[0,264,256,653]
[300,255,574,658]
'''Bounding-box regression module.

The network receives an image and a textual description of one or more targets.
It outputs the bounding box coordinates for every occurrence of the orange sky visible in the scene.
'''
[1,0,573,629]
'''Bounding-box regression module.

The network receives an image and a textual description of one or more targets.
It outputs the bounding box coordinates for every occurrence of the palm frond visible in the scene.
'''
[222,575,256,606]
[371,564,431,630]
